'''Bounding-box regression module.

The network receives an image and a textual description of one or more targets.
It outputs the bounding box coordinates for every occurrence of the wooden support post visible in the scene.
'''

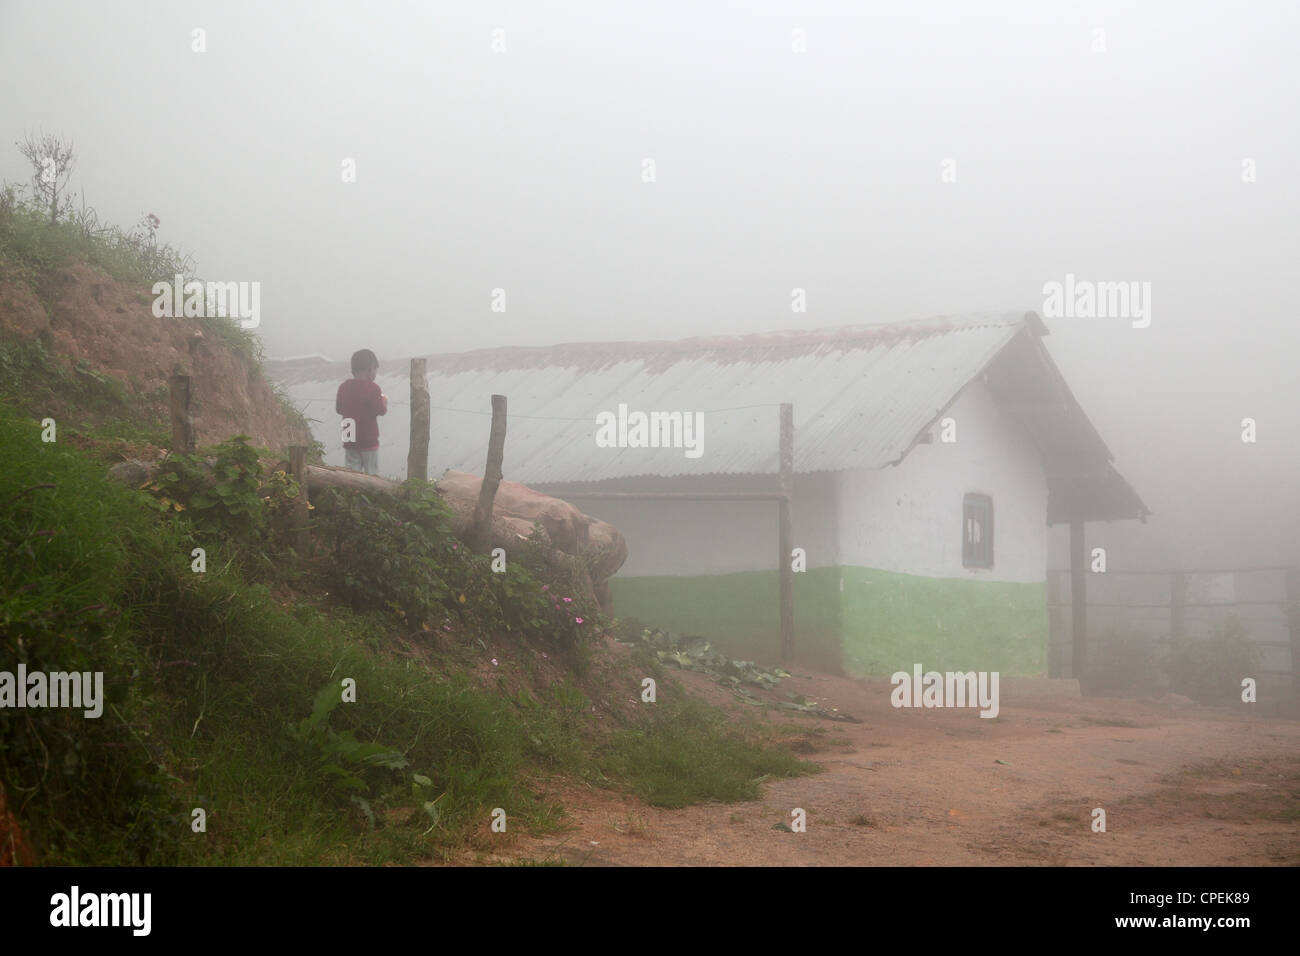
[778,403,794,663]
[470,394,507,554]
[1287,566,1299,699]
[168,374,196,454]
[407,358,430,482]
[288,445,310,555]
[1047,569,1062,678]
[1070,519,1087,693]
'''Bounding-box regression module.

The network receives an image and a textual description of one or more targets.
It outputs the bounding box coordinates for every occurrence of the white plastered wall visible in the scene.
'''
[835,381,1048,583]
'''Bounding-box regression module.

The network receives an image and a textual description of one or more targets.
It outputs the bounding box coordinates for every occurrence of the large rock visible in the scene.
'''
[434,470,627,611]
[113,457,630,613]
[108,458,153,486]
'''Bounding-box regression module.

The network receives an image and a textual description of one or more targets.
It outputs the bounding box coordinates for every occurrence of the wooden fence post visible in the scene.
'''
[407,358,430,481]
[470,395,507,554]
[288,445,310,554]
[1170,571,1187,679]
[1047,570,1062,678]
[778,403,794,663]
[1070,519,1087,693]
[1288,566,1299,699]
[168,374,196,454]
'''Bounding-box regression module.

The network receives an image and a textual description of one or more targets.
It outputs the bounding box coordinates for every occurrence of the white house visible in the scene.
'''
[269,311,1146,676]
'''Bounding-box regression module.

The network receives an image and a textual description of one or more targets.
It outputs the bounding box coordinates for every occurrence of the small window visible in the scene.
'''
[963,494,994,569]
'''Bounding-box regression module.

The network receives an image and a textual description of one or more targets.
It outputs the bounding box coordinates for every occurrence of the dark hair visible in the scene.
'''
[350,349,379,375]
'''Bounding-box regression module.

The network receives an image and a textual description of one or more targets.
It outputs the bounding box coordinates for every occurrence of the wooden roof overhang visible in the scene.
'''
[982,314,1149,527]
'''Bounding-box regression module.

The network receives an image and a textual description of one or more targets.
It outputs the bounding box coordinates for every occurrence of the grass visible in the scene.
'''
[497,857,568,867]
[784,726,854,754]
[0,197,264,370]
[0,193,183,290]
[601,698,817,808]
[0,399,814,865]
[612,813,652,837]
[0,337,133,415]
[1079,716,1150,729]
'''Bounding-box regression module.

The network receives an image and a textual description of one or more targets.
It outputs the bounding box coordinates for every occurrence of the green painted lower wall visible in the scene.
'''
[609,566,1048,677]
[609,568,844,674]
[837,567,1047,677]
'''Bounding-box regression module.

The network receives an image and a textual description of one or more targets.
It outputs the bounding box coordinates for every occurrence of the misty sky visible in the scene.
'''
[2,0,1297,567]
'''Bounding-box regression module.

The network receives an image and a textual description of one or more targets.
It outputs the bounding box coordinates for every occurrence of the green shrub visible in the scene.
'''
[317,483,458,627]
[1090,627,1162,696]
[315,485,602,648]
[1169,617,1257,704]
[145,436,267,537]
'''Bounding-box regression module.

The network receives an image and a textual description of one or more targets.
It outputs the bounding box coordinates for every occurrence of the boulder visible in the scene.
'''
[108,458,152,486]
[434,470,627,611]
[110,457,630,614]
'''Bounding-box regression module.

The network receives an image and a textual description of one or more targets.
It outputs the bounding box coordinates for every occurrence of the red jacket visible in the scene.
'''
[335,377,387,450]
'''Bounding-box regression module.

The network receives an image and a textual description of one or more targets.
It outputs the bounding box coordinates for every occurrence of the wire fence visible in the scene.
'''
[1047,566,1298,694]
[294,397,784,422]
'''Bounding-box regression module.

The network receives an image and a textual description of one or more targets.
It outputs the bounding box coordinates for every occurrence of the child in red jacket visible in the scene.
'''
[336,349,388,475]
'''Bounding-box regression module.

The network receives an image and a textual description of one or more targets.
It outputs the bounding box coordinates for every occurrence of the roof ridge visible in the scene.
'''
[264,312,1031,372]
[397,311,1029,367]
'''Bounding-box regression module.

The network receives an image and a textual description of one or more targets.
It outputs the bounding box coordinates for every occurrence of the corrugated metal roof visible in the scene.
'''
[269,311,1032,484]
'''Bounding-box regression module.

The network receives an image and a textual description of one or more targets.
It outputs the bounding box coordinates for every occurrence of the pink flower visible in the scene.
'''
[541,585,548,591]
[491,658,498,666]
[562,597,572,604]
[575,617,584,624]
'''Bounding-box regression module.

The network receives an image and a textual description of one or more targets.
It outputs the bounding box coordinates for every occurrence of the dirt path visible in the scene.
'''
[488,671,1300,866]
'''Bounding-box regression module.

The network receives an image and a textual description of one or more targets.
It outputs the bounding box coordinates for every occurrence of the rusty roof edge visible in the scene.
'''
[267,312,1032,381]
[269,312,1148,492]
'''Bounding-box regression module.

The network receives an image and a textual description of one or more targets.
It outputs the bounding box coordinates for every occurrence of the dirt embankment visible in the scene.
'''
[0,261,311,452]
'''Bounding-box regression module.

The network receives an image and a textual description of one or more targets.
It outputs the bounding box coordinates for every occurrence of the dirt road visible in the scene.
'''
[491,671,1300,866]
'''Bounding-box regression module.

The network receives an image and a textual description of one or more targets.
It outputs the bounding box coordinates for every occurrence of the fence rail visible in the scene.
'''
[1045,565,1298,697]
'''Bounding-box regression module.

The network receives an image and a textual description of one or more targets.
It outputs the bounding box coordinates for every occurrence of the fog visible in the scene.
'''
[2,0,1297,570]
